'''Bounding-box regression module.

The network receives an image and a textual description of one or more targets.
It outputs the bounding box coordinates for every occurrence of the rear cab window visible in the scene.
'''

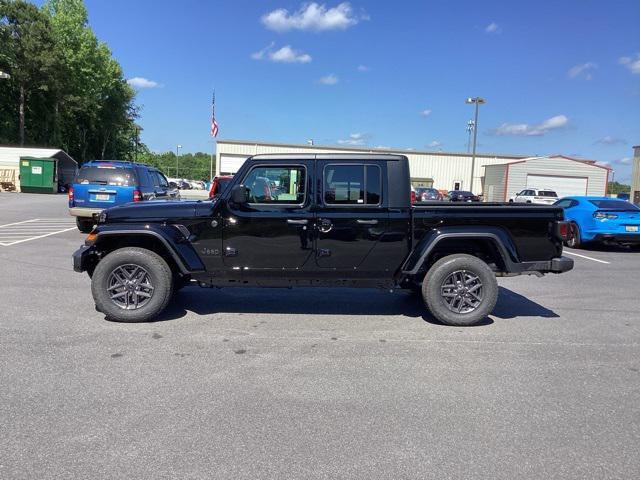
[75,165,136,186]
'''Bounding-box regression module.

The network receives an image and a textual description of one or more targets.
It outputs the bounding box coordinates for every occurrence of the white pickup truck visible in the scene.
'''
[509,189,559,205]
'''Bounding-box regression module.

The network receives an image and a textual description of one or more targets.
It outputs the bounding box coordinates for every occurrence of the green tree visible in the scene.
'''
[0,0,60,145]
[0,0,138,162]
[607,181,630,195]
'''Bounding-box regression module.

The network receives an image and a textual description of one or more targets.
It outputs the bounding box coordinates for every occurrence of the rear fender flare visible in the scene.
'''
[401,226,520,275]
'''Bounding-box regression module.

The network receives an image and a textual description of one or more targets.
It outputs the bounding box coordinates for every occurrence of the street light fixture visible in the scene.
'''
[0,71,10,79]
[176,144,182,177]
[465,97,485,193]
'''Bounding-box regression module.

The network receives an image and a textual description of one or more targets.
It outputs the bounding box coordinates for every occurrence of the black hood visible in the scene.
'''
[104,199,213,223]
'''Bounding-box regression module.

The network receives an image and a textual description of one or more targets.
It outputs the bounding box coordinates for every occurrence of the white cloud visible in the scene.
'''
[492,115,569,136]
[615,157,632,165]
[568,62,597,79]
[419,109,432,117]
[428,140,442,148]
[338,132,367,145]
[262,2,366,32]
[251,43,312,63]
[357,64,370,72]
[374,145,390,149]
[595,135,627,146]
[251,41,275,60]
[318,73,339,85]
[485,22,501,34]
[619,53,640,74]
[127,77,159,89]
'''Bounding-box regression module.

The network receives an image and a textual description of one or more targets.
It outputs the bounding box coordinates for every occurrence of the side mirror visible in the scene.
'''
[230,184,248,204]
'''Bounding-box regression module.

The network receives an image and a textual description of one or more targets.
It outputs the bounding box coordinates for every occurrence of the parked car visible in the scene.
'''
[449,190,480,202]
[209,175,234,198]
[69,161,178,233]
[415,187,443,201]
[509,189,558,205]
[554,196,640,248]
[74,153,573,327]
[616,192,630,201]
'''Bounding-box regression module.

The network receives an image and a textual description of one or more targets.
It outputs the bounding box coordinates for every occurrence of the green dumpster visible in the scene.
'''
[19,157,57,194]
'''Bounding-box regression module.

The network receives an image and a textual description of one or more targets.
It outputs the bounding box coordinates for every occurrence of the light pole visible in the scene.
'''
[465,97,485,193]
[0,71,10,79]
[176,144,182,178]
[466,120,474,153]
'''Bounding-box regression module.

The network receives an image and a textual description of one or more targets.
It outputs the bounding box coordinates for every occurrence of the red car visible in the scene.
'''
[209,175,233,198]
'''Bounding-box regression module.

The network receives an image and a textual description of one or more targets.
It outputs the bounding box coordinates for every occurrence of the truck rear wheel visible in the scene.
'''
[422,254,498,326]
[91,247,173,322]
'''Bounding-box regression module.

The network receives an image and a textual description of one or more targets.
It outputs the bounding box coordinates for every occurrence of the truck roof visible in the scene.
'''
[249,153,408,161]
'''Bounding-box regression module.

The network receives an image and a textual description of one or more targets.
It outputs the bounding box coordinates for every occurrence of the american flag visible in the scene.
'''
[210,91,219,137]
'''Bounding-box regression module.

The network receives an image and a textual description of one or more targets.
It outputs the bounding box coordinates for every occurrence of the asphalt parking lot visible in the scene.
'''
[1,193,639,479]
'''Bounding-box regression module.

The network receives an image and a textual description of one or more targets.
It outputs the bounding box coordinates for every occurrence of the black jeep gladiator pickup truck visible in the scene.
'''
[73,154,573,326]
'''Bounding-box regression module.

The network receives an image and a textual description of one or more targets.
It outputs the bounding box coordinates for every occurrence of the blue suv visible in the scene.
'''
[69,161,178,232]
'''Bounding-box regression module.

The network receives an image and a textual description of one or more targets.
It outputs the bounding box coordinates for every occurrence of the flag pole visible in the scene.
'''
[210,89,215,181]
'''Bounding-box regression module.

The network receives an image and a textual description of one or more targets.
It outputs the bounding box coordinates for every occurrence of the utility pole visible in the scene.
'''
[465,97,485,192]
[176,145,182,178]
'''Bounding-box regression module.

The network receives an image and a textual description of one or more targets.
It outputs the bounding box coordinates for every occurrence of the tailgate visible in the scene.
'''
[73,184,135,210]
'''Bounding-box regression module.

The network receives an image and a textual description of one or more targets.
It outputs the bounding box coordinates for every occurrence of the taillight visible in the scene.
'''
[411,191,416,203]
[593,211,618,220]
[557,221,569,240]
[133,190,142,202]
[68,186,74,206]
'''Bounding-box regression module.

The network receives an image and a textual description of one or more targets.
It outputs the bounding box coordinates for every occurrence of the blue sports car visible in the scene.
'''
[554,196,640,248]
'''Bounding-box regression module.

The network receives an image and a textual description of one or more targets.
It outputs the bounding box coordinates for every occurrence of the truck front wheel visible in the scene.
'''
[422,254,498,326]
[91,247,174,322]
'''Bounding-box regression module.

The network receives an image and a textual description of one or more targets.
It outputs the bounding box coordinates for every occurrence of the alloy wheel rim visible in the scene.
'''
[107,264,155,310]
[440,269,483,314]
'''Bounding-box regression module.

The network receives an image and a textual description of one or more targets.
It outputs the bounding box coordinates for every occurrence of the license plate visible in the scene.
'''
[95,194,110,201]
[626,225,639,232]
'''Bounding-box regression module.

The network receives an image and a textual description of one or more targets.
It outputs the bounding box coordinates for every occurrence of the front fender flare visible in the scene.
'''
[92,224,205,274]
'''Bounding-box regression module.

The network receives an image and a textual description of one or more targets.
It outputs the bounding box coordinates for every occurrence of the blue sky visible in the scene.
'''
[77,1,638,181]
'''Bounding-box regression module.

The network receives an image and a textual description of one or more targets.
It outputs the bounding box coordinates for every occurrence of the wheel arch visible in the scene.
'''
[92,229,204,275]
[401,227,520,277]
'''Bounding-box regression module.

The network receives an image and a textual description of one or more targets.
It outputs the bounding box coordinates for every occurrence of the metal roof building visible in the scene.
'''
[215,139,608,197]
[216,139,530,194]
[0,146,78,191]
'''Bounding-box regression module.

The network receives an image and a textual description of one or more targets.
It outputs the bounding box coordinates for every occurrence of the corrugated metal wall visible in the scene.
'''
[216,141,524,193]
[483,164,508,201]
[506,157,608,199]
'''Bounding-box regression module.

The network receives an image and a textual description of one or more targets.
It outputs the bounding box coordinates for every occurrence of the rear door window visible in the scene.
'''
[75,166,135,186]
[324,164,381,205]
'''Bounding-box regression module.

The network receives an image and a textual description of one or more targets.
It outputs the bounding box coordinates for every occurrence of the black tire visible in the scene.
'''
[76,217,93,233]
[91,247,173,322]
[565,222,581,248]
[422,254,498,326]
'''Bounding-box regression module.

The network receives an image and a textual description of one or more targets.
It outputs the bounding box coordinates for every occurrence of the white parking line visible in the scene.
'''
[0,218,77,247]
[564,250,610,264]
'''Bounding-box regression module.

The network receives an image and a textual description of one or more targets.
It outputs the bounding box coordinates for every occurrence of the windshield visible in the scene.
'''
[75,166,135,186]
[589,199,639,211]
[538,191,558,197]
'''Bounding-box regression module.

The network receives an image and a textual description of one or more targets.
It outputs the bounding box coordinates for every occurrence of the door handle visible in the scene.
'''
[287,219,308,225]
[356,219,378,225]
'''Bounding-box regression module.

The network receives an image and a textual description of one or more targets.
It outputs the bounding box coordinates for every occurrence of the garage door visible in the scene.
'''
[219,154,248,175]
[526,174,588,198]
